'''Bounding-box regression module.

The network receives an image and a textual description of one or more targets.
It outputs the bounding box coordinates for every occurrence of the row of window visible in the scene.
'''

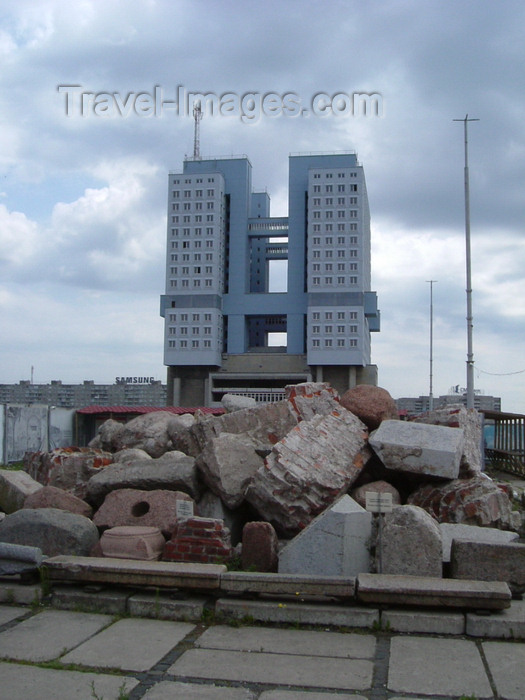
[310,276,359,286]
[311,311,358,320]
[168,313,214,322]
[311,197,358,206]
[169,279,217,288]
[311,210,358,219]
[311,223,358,233]
[312,172,358,179]
[311,249,359,259]
[311,338,358,348]
[172,201,217,210]
[170,240,217,249]
[172,188,217,198]
[170,266,216,275]
[170,253,217,262]
[311,236,358,245]
[168,326,214,335]
[167,339,219,349]
[171,177,217,184]
[311,324,358,334]
[311,263,358,272]
[311,183,358,193]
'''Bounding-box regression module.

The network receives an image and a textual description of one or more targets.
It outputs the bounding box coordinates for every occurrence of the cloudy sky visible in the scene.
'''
[1,0,524,412]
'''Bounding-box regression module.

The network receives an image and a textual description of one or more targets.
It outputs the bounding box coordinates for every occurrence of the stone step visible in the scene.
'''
[356,573,511,610]
[42,555,226,590]
[221,571,356,599]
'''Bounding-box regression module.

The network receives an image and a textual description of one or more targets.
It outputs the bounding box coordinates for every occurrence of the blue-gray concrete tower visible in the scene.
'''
[160,152,380,406]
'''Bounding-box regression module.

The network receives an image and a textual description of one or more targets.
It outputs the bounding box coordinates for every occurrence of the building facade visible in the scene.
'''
[0,380,167,408]
[160,152,380,406]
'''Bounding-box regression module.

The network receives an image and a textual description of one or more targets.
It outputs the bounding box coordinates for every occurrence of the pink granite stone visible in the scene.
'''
[99,525,165,561]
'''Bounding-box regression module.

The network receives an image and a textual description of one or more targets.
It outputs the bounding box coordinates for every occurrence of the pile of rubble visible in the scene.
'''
[0,382,523,595]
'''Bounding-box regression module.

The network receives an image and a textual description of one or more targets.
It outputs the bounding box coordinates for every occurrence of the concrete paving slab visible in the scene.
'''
[61,617,195,671]
[216,598,379,628]
[196,624,376,659]
[142,680,256,699]
[0,661,138,700]
[170,648,373,691]
[259,693,367,700]
[127,591,206,620]
[0,609,112,662]
[0,605,27,626]
[0,582,42,604]
[482,640,525,700]
[51,585,130,614]
[388,636,492,697]
[466,599,525,639]
[382,608,465,635]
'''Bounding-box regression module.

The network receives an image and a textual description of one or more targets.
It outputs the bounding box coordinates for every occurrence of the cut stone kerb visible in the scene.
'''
[369,420,464,479]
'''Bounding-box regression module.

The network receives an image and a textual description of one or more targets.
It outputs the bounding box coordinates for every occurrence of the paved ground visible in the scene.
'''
[1,602,525,700]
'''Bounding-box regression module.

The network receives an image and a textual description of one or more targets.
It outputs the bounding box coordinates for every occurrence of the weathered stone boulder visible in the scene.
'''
[24,447,113,500]
[86,451,201,506]
[369,420,464,479]
[279,495,372,576]
[340,384,398,430]
[166,413,201,457]
[0,469,42,514]
[221,394,257,412]
[93,488,194,537]
[246,408,371,536]
[112,448,152,464]
[351,480,402,510]
[286,382,340,421]
[241,521,279,572]
[24,485,93,518]
[413,405,483,476]
[196,433,265,509]
[89,418,124,452]
[408,474,518,530]
[378,504,442,577]
[0,508,99,557]
[190,400,298,453]
[108,411,177,457]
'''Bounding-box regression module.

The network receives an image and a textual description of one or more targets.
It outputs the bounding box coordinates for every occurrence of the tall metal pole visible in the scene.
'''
[427,280,437,411]
[453,115,479,409]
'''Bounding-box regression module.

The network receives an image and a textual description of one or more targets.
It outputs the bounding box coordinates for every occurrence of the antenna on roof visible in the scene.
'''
[193,101,202,159]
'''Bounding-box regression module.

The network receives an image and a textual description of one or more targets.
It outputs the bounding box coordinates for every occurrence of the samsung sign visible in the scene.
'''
[115,377,156,385]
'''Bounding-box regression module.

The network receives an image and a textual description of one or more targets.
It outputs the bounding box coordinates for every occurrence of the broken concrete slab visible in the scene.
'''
[246,409,370,536]
[278,495,372,577]
[285,382,341,421]
[86,451,200,505]
[450,540,525,596]
[190,400,298,453]
[42,555,227,589]
[440,522,519,563]
[196,433,265,509]
[378,504,442,577]
[369,419,464,479]
[356,572,511,610]
[0,508,99,557]
[93,488,194,536]
[413,405,483,475]
[0,469,42,514]
[221,394,257,412]
[408,474,517,529]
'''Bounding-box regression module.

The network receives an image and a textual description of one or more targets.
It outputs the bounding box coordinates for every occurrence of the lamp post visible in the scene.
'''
[427,280,437,411]
[453,114,479,410]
